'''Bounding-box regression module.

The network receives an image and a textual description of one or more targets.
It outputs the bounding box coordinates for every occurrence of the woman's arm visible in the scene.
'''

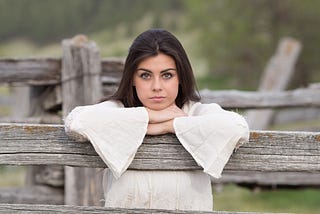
[64,101,149,178]
[146,119,174,135]
[173,103,249,178]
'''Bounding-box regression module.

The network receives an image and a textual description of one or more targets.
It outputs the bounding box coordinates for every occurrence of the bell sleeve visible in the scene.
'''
[64,101,149,179]
[173,102,249,178]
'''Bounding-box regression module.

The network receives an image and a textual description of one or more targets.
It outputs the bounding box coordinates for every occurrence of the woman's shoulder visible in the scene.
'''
[96,100,124,108]
[69,100,124,116]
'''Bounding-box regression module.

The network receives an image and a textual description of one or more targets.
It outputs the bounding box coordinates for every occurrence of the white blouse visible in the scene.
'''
[65,100,249,211]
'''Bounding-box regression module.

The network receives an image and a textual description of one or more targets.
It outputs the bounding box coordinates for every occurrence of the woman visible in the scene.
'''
[65,29,249,211]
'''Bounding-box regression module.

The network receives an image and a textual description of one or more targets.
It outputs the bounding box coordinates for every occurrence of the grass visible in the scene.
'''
[214,184,320,214]
[0,166,25,187]
[270,118,320,131]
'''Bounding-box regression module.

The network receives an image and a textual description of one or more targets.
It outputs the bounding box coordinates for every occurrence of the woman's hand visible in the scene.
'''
[146,104,187,135]
[147,119,174,135]
[147,104,187,124]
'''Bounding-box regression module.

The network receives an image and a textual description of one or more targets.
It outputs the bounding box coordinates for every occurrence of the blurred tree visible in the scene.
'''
[184,0,320,89]
[0,0,183,42]
[0,0,319,88]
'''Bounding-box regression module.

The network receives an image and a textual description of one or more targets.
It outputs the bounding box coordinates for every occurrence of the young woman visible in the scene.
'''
[65,29,249,211]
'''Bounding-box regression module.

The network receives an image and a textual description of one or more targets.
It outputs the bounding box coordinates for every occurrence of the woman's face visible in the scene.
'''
[133,53,179,111]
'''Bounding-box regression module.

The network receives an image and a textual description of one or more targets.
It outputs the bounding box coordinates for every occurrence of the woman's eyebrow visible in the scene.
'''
[160,68,176,73]
[136,68,152,73]
[136,68,176,73]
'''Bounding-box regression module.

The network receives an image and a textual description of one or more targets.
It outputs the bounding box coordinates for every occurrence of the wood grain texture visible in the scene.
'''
[0,58,61,85]
[61,35,104,206]
[0,203,260,214]
[200,87,320,109]
[1,123,319,172]
[0,57,123,85]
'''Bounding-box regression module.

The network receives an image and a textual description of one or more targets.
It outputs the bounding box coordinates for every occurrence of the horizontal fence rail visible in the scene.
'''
[0,203,244,214]
[1,58,319,109]
[200,87,320,109]
[1,123,319,172]
[0,57,123,85]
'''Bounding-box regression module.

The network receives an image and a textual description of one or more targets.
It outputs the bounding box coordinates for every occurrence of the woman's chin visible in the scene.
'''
[144,103,169,111]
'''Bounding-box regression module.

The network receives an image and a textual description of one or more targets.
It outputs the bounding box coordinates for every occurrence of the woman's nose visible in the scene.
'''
[152,78,162,91]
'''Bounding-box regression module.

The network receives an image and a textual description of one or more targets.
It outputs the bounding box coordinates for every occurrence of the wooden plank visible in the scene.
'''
[0,204,257,214]
[41,85,320,112]
[0,116,62,124]
[0,57,123,85]
[0,58,61,85]
[61,35,103,206]
[200,87,320,109]
[0,186,63,205]
[0,123,319,172]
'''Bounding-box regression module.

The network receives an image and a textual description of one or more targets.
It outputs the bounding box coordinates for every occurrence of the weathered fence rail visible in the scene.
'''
[1,123,319,172]
[201,87,320,109]
[0,203,232,214]
[0,123,319,213]
[0,57,123,85]
[1,58,320,110]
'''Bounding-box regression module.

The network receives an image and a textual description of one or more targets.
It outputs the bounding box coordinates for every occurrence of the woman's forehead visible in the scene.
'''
[137,53,176,70]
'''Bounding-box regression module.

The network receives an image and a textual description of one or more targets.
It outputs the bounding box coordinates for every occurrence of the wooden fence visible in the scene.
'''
[0,35,319,213]
[0,123,319,213]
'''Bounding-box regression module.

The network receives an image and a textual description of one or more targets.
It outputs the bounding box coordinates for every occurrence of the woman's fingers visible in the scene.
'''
[147,104,186,123]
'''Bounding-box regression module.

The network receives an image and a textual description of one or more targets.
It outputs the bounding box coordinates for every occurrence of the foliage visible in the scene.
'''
[184,0,320,89]
[0,0,183,43]
[0,0,319,89]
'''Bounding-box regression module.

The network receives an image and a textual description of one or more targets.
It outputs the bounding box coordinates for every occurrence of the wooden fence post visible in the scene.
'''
[61,35,103,206]
[246,38,301,129]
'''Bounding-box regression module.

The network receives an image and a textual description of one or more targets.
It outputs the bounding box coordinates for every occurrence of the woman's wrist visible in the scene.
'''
[146,108,171,124]
[146,119,175,135]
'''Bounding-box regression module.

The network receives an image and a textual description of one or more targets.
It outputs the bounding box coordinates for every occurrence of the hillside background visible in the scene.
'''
[1,0,320,90]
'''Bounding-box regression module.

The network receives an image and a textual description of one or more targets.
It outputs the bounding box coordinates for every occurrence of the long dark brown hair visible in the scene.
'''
[108,29,200,108]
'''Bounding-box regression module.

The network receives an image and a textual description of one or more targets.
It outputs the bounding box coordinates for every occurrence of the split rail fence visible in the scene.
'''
[0,35,319,213]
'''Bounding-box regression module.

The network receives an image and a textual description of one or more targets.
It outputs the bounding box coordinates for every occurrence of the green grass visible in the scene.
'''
[270,119,320,131]
[0,86,10,95]
[0,166,25,187]
[213,184,320,214]
[0,86,10,116]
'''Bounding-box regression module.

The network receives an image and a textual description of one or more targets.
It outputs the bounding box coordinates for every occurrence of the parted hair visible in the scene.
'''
[109,28,200,108]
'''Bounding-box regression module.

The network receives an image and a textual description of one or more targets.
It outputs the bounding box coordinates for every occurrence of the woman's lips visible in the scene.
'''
[150,96,165,102]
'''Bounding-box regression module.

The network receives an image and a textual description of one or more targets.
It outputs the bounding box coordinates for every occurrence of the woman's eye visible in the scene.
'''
[140,73,151,79]
[162,73,173,79]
